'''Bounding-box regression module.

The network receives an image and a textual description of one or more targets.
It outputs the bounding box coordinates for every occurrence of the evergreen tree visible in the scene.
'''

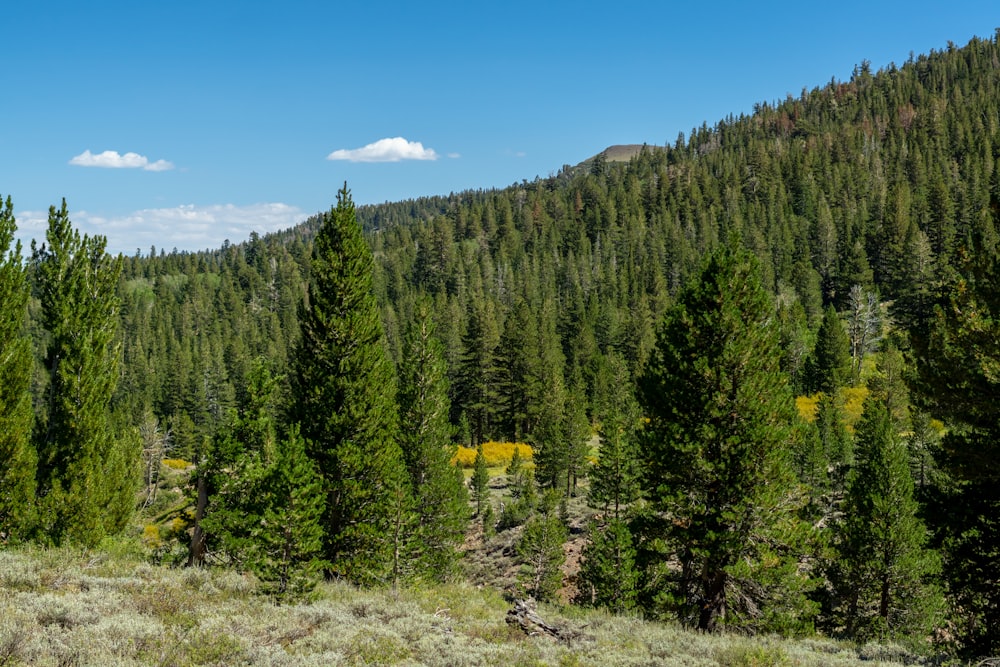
[577,518,638,613]
[32,201,137,547]
[517,490,568,602]
[454,298,501,445]
[199,359,282,567]
[588,355,641,520]
[291,184,409,584]
[498,445,537,530]
[0,196,35,541]
[247,425,327,601]
[397,308,468,579]
[831,398,942,641]
[909,238,1000,654]
[636,239,814,633]
[815,392,852,493]
[531,366,572,491]
[804,305,852,394]
[561,379,591,496]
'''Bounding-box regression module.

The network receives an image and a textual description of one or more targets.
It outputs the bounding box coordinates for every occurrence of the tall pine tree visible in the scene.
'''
[32,201,137,547]
[0,196,35,541]
[637,238,814,633]
[397,306,468,580]
[291,184,409,584]
[831,398,941,641]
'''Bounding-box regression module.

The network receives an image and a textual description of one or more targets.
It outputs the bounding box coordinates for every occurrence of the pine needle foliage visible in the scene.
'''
[577,518,639,613]
[589,354,642,521]
[517,490,568,602]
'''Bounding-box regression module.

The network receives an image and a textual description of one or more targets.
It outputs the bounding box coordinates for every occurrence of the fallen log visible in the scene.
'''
[505,598,574,643]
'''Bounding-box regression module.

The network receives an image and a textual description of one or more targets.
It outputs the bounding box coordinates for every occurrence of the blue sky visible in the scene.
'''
[3,1,997,254]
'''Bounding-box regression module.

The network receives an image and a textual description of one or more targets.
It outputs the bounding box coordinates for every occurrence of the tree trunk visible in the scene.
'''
[187,466,208,567]
[698,569,727,632]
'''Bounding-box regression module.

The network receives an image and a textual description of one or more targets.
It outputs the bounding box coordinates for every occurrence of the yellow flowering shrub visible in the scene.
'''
[451,441,533,469]
[142,524,162,549]
[162,458,192,470]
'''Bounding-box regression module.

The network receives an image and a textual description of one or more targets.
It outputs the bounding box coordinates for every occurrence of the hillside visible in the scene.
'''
[5,30,1000,661]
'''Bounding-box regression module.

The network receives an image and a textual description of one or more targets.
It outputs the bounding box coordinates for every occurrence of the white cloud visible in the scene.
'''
[327,137,439,163]
[69,149,175,171]
[19,203,307,254]
[447,152,461,159]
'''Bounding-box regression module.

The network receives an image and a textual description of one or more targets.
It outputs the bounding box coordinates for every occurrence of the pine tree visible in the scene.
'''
[577,518,638,613]
[815,392,852,493]
[454,298,502,445]
[291,184,409,584]
[531,366,568,490]
[561,379,591,496]
[908,238,1000,654]
[498,445,536,530]
[397,308,468,580]
[588,355,641,521]
[247,426,326,601]
[32,201,137,547]
[832,398,942,641]
[804,305,852,394]
[636,239,814,633]
[0,196,35,541]
[199,359,281,567]
[517,490,568,602]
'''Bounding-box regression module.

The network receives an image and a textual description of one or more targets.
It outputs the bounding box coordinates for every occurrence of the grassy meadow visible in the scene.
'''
[0,538,948,666]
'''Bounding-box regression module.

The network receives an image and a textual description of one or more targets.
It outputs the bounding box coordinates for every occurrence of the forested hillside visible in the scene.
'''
[4,31,1000,658]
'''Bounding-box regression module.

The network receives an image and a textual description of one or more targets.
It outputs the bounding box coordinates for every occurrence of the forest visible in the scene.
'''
[3,31,1000,661]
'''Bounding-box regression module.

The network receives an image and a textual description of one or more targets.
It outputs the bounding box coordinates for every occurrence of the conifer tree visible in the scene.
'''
[247,426,326,601]
[577,518,638,613]
[804,305,852,394]
[454,298,501,445]
[815,392,852,493]
[831,398,942,641]
[909,237,1000,654]
[200,367,326,600]
[397,307,468,579]
[32,201,137,547]
[0,196,35,541]
[198,359,282,566]
[291,184,409,584]
[517,490,568,602]
[588,355,641,520]
[498,445,536,529]
[636,239,814,633]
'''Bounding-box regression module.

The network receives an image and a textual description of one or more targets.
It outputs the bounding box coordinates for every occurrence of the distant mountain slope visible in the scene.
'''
[116,31,1000,458]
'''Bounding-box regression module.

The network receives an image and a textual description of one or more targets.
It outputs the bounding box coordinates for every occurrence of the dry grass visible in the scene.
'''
[0,541,945,666]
